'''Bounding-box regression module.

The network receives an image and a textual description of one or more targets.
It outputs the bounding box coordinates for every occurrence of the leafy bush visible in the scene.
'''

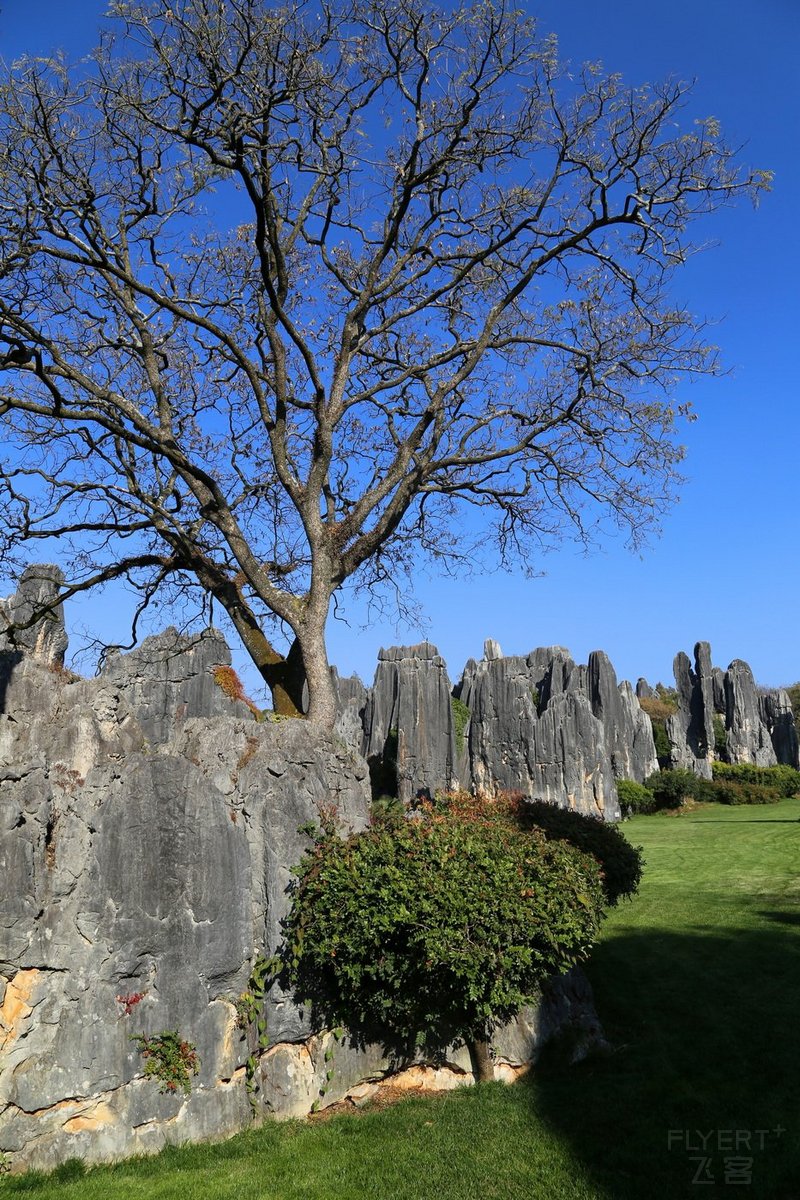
[712,761,800,798]
[645,765,792,809]
[450,696,470,755]
[644,769,713,809]
[369,793,406,825]
[516,798,643,905]
[712,713,728,759]
[710,780,780,806]
[131,1031,200,1095]
[284,801,607,1059]
[616,779,656,815]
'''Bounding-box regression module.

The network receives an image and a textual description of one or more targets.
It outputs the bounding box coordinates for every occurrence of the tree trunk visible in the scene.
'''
[299,616,338,729]
[468,1035,495,1083]
[260,638,307,718]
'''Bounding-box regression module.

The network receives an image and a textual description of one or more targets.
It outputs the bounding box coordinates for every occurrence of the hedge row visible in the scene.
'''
[617,762,800,813]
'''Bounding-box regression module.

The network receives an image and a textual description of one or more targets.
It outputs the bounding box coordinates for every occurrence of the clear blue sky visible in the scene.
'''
[1,1,798,696]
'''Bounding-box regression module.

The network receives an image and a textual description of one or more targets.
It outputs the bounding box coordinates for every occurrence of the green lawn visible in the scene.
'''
[5,800,799,1199]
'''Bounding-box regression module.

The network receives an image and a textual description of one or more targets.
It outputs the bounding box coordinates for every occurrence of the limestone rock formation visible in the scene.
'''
[760,690,800,768]
[724,660,777,766]
[458,648,540,800]
[529,691,619,818]
[0,564,68,666]
[98,627,255,745]
[332,668,368,751]
[586,652,657,782]
[0,638,372,1171]
[362,643,458,802]
[458,644,622,818]
[665,643,715,778]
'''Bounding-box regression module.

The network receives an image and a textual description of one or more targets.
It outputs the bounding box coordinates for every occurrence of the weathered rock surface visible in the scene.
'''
[458,644,622,818]
[0,564,68,666]
[362,643,458,802]
[98,627,255,746]
[458,647,540,800]
[760,690,800,769]
[586,652,657,783]
[724,660,777,766]
[665,644,715,778]
[0,636,375,1170]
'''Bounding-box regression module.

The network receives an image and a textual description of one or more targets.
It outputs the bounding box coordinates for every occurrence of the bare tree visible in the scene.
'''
[0,0,769,726]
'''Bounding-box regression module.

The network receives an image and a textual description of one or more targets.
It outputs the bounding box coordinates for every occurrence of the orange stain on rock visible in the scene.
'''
[0,969,40,1050]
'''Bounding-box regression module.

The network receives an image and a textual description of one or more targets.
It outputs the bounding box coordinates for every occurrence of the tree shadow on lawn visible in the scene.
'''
[522,921,800,1200]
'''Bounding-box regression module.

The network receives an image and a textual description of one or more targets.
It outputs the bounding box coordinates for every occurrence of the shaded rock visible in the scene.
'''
[712,666,726,714]
[636,678,653,700]
[665,644,715,778]
[362,643,458,803]
[586,652,657,782]
[760,690,800,768]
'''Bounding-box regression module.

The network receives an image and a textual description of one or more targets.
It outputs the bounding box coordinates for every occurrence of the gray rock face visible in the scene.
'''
[529,691,620,818]
[332,669,368,751]
[724,660,777,766]
[362,643,458,802]
[711,667,726,714]
[458,647,621,818]
[98,627,255,745]
[0,640,372,1170]
[0,564,68,666]
[586,652,657,782]
[760,690,800,768]
[459,651,539,800]
[665,644,715,778]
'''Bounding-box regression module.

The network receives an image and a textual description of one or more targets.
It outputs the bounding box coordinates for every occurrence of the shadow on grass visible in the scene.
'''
[522,921,800,1200]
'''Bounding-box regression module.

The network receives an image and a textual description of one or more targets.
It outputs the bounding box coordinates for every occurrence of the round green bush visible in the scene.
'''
[616,779,656,816]
[520,799,643,905]
[644,768,713,809]
[284,803,607,1055]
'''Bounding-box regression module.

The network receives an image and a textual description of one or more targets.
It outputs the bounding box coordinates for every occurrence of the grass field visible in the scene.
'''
[4,799,799,1199]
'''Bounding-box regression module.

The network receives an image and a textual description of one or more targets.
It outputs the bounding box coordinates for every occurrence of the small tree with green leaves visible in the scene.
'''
[284,796,620,1081]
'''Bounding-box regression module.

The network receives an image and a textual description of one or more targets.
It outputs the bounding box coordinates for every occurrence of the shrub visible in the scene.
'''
[517,798,643,905]
[131,1031,200,1095]
[712,761,800,798]
[646,765,790,809]
[284,800,607,1066]
[450,696,470,755]
[644,769,714,809]
[616,779,656,816]
[710,780,780,806]
[712,713,728,759]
